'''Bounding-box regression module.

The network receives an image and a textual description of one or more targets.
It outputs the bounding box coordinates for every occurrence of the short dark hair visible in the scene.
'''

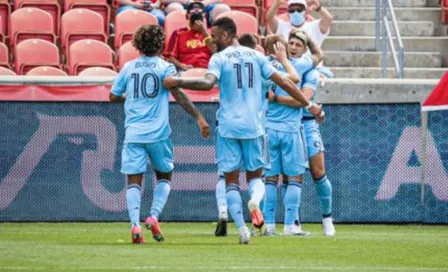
[212,17,237,38]
[238,34,257,49]
[132,25,165,56]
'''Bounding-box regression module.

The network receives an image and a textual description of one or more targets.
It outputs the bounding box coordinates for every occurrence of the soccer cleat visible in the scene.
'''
[131,225,144,244]
[214,213,228,237]
[283,225,310,236]
[248,199,265,229]
[263,227,276,237]
[239,226,251,245]
[144,216,165,242]
[323,217,336,236]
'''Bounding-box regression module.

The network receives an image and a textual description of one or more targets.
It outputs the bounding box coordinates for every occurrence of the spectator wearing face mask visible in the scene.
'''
[266,0,333,78]
[164,1,217,71]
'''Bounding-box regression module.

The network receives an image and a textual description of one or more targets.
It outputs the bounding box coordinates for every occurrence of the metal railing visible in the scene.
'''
[375,0,404,79]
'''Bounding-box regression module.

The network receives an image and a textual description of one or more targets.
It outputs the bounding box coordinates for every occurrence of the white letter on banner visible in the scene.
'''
[0,114,126,211]
[376,127,448,201]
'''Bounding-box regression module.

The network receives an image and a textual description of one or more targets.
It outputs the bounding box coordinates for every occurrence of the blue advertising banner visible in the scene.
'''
[0,102,447,223]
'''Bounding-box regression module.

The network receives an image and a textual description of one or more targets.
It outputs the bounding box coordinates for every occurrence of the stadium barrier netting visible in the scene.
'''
[1,99,447,223]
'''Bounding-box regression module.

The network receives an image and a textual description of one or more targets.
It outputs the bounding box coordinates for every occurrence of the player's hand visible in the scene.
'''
[307,0,320,11]
[270,42,287,63]
[268,90,275,102]
[315,108,325,124]
[197,116,210,139]
[308,102,322,118]
[163,76,178,89]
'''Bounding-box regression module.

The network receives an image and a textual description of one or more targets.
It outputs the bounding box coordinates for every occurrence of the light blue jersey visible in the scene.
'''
[301,68,320,118]
[208,45,277,139]
[265,55,313,132]
[111,56,177,143]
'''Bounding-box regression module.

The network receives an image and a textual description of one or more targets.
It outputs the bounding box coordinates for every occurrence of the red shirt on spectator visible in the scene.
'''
[164,27,211,69]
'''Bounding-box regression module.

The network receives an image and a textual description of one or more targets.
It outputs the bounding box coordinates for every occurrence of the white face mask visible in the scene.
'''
[290,11,306,26]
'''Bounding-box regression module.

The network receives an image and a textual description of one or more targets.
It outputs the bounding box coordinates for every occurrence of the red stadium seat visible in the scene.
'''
[26,66,68,76]
[68,39,115,75]
[0,0,11,39]
[9,8,56,49]
[118,41,140,70]
[61,8,107,58]
[78,67,118,76]
[0,42,10,68]
[0,16,4,43]
[114,9,158,50]
[221,0,258,20]
[0,66,16,75]
[14,0,61,36]
[15,39,61,75]
[64,0,110,35]
[216,11,259,41]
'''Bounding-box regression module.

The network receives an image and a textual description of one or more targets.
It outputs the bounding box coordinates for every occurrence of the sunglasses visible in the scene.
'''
[288,7,305,13]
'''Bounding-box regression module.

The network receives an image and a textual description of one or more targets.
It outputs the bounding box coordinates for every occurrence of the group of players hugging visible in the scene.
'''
[109,16,335,245]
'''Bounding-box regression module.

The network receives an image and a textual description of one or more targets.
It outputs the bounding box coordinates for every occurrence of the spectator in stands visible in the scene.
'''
[266,0,333,78]
[115,0,166,26]
[163,0,230,26]
[165,1,217,70]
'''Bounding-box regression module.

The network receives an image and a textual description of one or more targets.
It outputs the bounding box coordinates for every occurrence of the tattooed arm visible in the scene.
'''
[170,87,210,138]
[163,73,218,91]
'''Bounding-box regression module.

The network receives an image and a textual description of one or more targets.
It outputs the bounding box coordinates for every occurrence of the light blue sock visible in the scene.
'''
[280,183,287,202]
[248,177,265,205]
[126,184,141,227]
[216,176,227,215]
[284,181,302,226]
[264,181,277,224]
[315,175,332,218]
[150,179,171,219]
[226,184,245,228]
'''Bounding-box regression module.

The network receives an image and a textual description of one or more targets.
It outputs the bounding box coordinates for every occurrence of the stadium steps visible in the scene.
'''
[320,0,447,79]
[324,51,442,68]
[331,67,447,79]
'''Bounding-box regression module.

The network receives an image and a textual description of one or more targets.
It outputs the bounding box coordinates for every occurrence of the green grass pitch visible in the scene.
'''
[0,223,447,271]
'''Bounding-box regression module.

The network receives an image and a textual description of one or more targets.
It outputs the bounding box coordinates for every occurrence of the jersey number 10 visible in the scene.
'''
[131,73,160,99]
[233,63,254,89]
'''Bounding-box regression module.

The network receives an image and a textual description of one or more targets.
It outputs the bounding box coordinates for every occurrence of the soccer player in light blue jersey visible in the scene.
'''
[262,33,323,236]
[272,29,336,236]
[109,25,210,244]
[164,17,324,244]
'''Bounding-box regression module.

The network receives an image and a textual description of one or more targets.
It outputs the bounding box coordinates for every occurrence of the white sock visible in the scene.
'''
[248,177,265,205]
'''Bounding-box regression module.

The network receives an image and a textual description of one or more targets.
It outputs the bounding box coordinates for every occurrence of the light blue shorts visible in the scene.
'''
[121,138,174,175]
[216,133,268,173]
[264,127,308,177]
[303,118,325,158]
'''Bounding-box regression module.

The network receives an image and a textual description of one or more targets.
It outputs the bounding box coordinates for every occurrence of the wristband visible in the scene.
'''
[273,94,278,102]
[316,5,322,12]
[305,102,314,110]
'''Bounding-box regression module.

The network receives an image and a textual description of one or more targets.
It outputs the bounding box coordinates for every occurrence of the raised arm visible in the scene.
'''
[307,0,333,34]
[163,73,218,91]
[170,87,210,138]
[266,0,285,34]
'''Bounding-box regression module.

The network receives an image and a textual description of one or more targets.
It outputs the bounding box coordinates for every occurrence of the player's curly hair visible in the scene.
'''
[132,25,165,56]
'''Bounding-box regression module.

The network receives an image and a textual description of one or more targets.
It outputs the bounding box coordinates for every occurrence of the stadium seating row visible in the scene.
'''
[0,38,140,75]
